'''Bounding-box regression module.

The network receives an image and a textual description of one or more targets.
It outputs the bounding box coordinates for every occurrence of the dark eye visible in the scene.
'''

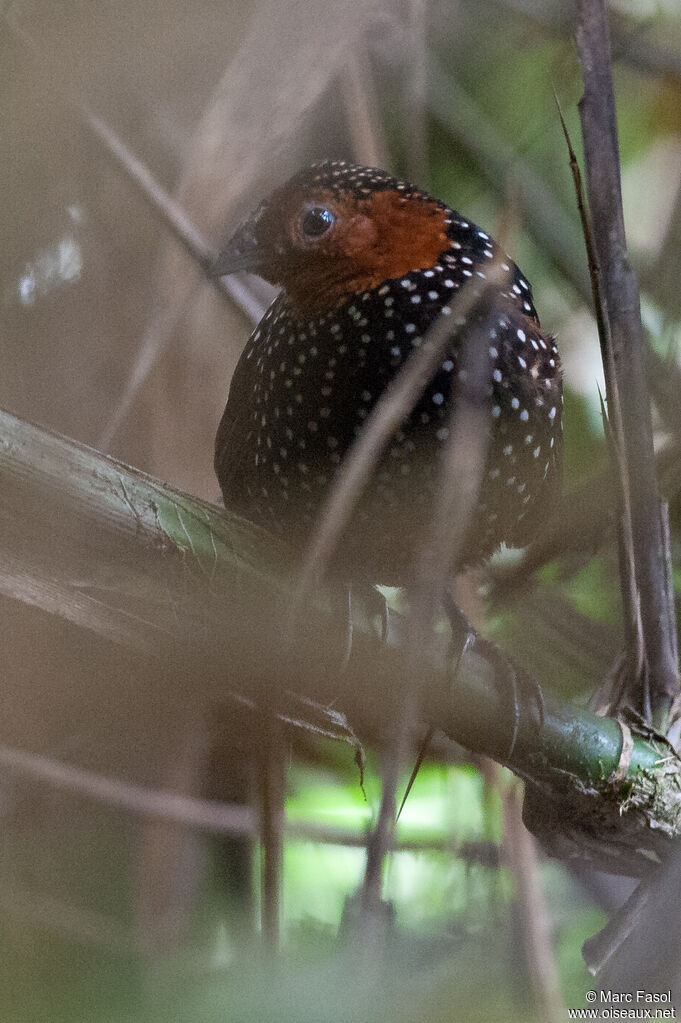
[301,206,335,238]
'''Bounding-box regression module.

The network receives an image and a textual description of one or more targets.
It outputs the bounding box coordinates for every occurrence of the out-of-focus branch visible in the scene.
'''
[0,740,497,856]
[291,263,508,615]
[259,720,284,952]
[2,6,267,455]
[502,778,565,1023]
[575,0,679,727]
[358,280,500,925]
[0,406,680,876]
[341,45,389,170]
[3,7,265,327]
[403,0,428,183]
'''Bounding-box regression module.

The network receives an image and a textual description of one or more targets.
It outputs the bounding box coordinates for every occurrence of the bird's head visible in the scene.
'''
[212,160,452,317]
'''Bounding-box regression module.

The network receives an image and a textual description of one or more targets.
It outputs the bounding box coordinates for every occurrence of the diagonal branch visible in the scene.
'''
[2,7,266,453]
[1,405,680,877]
[290,261,508,621]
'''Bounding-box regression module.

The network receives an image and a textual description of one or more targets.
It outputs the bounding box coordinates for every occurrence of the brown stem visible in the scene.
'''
[502,778,565,1023]
[260,718,285,953]
[575,0,679,725]
[555,97,644,707]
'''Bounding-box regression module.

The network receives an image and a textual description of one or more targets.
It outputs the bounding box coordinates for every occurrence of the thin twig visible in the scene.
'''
[576,0,679,726]
[389,290,499,834]
[502,778,565,1023]
[410,290,498,623]
[0,743,255,835]
[361,751,399,919]
[3,9,263,324]
[82,109,264,323]
[0,740,492,854]
[260,719,284,953]
[403,0,429,184]
[290,261,508,627]
[2,7,266,452]
[555,95,644,708]
[341,46,389,170]
[356,266,505,928]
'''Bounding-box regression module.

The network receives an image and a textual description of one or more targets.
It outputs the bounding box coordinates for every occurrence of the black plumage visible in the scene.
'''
[213,161,562,584]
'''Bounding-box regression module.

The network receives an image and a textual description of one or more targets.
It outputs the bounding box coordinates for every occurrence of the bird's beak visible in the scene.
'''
[210,206,268,278]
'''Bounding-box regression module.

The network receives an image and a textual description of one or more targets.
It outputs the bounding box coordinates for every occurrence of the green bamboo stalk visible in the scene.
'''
[0,406,679,872]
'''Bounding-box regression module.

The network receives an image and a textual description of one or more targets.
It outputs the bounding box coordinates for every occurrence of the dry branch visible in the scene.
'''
[575,0,679,725]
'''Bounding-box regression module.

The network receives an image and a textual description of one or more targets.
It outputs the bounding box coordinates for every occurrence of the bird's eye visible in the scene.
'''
[300,205,335,238]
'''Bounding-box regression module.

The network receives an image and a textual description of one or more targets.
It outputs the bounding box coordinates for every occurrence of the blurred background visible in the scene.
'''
[2,0,681,1020]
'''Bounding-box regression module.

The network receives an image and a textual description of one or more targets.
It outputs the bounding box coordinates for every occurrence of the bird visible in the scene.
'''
[212,160,562,587]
